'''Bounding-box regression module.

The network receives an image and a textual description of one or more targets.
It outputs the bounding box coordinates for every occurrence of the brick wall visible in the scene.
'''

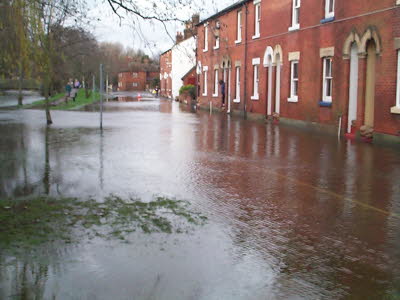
[197,0,400,136]
[118,71,147,91]
[160,50,172,98]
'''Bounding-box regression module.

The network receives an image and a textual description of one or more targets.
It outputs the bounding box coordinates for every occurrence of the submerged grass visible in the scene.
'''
[0,195,207,251]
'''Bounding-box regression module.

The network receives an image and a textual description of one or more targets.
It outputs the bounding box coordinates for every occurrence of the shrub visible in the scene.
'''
[179,84,196,99]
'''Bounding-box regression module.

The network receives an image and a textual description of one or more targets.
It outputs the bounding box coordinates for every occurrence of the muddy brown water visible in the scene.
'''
[0,98,399,299]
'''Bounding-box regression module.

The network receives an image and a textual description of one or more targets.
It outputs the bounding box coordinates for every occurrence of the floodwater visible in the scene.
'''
[0,90,42,107]
[0,95,400,299]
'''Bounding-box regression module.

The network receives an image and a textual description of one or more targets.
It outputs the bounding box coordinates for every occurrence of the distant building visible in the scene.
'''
[118,71,159,91]
[160,15,199,99]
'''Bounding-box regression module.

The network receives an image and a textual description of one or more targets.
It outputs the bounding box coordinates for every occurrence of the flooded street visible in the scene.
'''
[0,90,42,108]
[0,96,400,299]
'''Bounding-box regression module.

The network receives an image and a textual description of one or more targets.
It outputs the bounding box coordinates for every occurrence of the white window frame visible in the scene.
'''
[203,24,208,52]
[252,1,261,39]
[397,50,400,107]
[322,57,333,102]
[213,69,219,97]
[132,82,138,87]
[235,11,242,44]
[132,72,138,78]
[325,0,335,19]
[251,58,260,100]
[392,50,400,113]
[202,66,208,96]
[289,0,300,31]
[288,61,299,102]
[234,66,241,102]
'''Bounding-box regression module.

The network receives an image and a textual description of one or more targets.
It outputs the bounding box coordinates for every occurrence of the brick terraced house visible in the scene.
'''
[118,71,159,92]
[196,0,400,142]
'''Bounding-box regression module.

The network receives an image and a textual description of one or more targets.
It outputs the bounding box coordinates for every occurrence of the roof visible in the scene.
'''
[181,66,196,81]
[196,0,248,26]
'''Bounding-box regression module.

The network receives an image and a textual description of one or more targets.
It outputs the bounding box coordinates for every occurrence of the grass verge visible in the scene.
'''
[24,89,100,110]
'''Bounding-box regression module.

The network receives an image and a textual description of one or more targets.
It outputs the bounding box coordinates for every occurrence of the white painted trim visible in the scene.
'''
[252,57,261,65]
[253,3,261,38]
[288,96,298,103]
[267,65,272,115]
[235,40,242,44]
[251,95,259,100]
[288,24,300,32]
[325,0,335,19]
[397,0,400,5]
[275,62,281,113]
[322,57,333,102]
[236,11,242,44]
[252,34,260,40]
[203,66,209,71]
[395,50,400,109]
[348,43,359,132]
[253,0,261,4]
[233,99,240,103]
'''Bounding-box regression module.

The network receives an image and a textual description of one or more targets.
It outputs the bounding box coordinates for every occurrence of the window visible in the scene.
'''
[203,24,208,52]
[236,11,242,43]
[234,66,241,102]
[213,69,219,97]
[132,82,138,87]
[289,61,299,102]
[253,2,261,39]
[322,57,333,102]
[289,0,300,31]
[214,36,220,49]
[325,0,334,19]
[202,66,208,96]
[132,72,138,78]
[251,58,260,100]
[396,50,400,108]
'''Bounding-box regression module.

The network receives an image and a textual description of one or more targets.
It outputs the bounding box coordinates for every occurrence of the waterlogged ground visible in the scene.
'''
[0,94,400,299]
[0,90,42,108]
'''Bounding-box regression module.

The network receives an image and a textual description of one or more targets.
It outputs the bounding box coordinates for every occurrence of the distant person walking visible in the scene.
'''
[74,79,80,89]
[219,80,225,109]
[65,81,72,97]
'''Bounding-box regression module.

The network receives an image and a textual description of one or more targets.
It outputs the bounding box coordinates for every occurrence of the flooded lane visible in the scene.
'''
[0,99,399,299]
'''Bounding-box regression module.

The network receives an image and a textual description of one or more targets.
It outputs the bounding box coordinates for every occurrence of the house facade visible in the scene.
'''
[118,71,159,91]
[196,0,400,139]
[160,15,198,99]
[160,49,172,98]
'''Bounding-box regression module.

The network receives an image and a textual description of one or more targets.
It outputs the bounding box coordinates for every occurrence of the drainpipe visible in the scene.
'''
[195,35,198,109]
[243,2,248,119]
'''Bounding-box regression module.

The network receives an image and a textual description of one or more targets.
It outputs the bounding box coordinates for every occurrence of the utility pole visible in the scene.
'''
[100,64,103,130]
[106,73,109,102]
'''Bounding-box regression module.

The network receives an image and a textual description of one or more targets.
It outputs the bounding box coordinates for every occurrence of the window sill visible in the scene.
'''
[288,97,298,103]
[319,101,332,107]
[252,34,260,40]
[235,40,242,45]
[390,106,400,114]
[320,16,335,24]
[213,46,220,50]
[202,93,207,97]
[203,49,208,53]
[288,24,300,32]
[212,93,219,98]
[251,95,259,100]
[233,99,240,103]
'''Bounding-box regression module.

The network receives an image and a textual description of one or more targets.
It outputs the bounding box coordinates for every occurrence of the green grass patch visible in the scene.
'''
[0,195,207,251]
[24,89,100,110]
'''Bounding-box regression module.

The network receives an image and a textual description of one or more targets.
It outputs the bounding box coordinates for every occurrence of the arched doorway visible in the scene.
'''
[273,45,283,114]
[348,43,359,133]
[364,40,377,128]
[263,46,274,116]
[221,56,232,113]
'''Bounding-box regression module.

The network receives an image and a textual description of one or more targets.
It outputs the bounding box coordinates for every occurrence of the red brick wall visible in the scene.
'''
[197,0,400,136]
[118,71,147,91]
[160,50,172,98]
[182,68,196,86]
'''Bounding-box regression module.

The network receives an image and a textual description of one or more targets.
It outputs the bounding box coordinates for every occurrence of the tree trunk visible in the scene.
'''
[18,63,23,106]
[44,75,52,125]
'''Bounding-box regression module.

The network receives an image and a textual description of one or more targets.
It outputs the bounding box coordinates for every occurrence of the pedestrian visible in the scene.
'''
[155,86,159,97]
[65,81,72,97]
[74,79,80,89]
[219,80,225,109]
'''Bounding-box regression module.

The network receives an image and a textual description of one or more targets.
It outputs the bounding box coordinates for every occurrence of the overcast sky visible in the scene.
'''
[86,0,235,56]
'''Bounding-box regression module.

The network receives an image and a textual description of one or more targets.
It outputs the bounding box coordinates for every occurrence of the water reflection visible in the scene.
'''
[0,104,400,299]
